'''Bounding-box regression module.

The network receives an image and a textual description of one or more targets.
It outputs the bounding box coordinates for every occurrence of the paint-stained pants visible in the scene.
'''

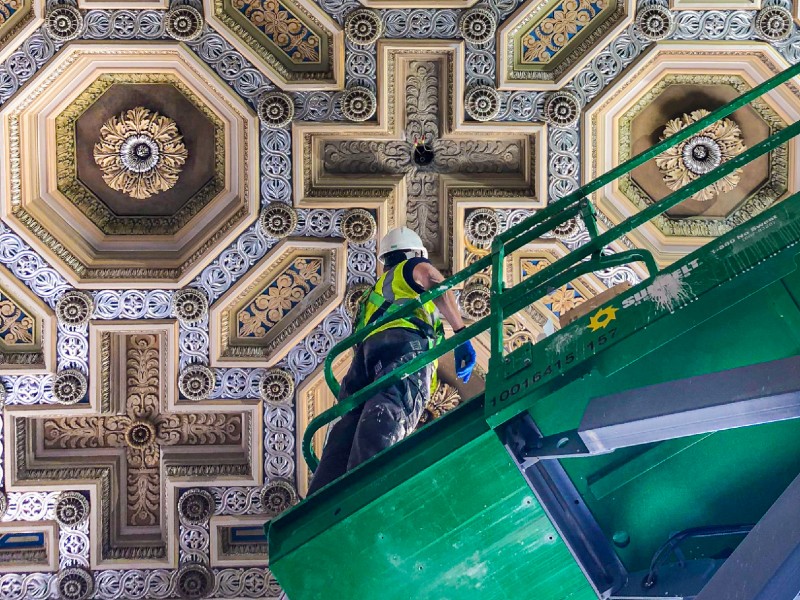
[307,328,433,495]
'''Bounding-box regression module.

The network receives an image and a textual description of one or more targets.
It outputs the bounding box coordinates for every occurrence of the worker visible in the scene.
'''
[307,227,476,494]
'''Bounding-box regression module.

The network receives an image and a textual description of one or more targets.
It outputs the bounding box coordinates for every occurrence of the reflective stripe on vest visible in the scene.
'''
[354,260,444,393]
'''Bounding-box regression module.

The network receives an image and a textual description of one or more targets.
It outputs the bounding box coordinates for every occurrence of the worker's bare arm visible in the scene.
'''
[412,262,466,331]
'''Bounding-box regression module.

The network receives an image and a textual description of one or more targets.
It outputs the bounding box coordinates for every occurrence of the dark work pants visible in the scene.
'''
[307,328,433,495]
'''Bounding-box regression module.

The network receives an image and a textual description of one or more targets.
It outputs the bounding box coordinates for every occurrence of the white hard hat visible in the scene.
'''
[378,227,428,261]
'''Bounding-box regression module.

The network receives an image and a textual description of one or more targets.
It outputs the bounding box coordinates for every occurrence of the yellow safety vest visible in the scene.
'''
[355,260,444,392]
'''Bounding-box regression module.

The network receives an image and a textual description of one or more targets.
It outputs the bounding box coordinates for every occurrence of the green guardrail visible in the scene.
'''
[301,59,800,473]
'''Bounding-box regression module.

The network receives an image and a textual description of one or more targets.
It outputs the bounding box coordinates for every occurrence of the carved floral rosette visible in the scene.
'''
[178,488,216,526]
[55,492,90,527]
[260,478,298,517]
[93,107,189,201]
[655,109,746,202]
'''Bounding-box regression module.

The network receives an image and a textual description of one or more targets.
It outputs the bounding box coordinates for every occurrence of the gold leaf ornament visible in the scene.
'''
[93,107,189,200]
[654,109,746,202]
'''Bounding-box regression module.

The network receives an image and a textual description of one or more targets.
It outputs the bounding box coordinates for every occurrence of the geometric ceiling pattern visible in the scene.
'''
[0,0,798,596]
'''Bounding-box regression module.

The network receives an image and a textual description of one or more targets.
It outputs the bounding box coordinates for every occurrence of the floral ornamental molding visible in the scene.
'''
[55,73,226,237]
[635,3,674,41]
[294,41,546,273]
[260,478,297,517]
[655,109,746,202]
[233,0,321,63]
[55,492,90,528]
[176,563,215,600]
[165,5,205,41]
[344,8,382,45]
[259,92,296,129]
[465,85,501,121]
[459,281,491,320]
[521,0,609,64]
[172,288,209,324]
[544,90,581,127]
[755,6,792,41]
[340,86,377,122]
[58,567,94,600]
[238,257,323,336]
[210,238,346,367]
[4,321,261,567]
[178,489,216,526]
[499,0,635,88]
[44,5,83,42]
[0,292,36,347]
[178,364,217,401]
[55,291,94,327]
[341,208,377,243]
[52,370,88,405]
[617,73,789,234]
[259,367,295,404]
[459,8,497,44]
[464,208,501,246]
[0,265,56,374]
[204,0,343,90]
[259,202,299,238]
[93,107,189,201]
[0,0,35,51]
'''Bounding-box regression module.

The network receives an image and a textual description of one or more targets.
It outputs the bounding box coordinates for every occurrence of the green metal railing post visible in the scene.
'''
[487,235,507,393]
[579,198,599,241]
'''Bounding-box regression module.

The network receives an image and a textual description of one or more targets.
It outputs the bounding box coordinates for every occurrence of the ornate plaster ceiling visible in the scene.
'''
[0,0,798,597]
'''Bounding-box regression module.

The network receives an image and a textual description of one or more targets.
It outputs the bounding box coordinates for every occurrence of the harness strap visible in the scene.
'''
[365,290,392,325]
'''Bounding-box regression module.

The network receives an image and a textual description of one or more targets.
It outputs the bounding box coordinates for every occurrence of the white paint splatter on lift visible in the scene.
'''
[622,259,700,313]
[552,328,581,355]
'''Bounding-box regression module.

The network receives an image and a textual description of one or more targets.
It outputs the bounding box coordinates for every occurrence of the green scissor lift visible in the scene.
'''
[267,62,800,599]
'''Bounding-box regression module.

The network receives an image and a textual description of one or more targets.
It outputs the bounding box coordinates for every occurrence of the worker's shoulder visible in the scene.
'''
[405,256,431,270]
[404,257,432,293]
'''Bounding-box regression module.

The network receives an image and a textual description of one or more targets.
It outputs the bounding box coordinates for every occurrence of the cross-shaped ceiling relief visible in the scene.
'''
[294,41,546,271]
[4,321,261,567]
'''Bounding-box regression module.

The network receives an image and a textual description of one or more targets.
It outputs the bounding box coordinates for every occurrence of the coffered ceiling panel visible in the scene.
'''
[585,43,800,267]
[0,43,259,288]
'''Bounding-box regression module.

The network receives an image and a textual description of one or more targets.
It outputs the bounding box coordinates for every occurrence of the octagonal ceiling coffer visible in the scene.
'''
[498,0,636,89]
[584,43,800,267]
[0,43,260,288]
[210,238,348,368]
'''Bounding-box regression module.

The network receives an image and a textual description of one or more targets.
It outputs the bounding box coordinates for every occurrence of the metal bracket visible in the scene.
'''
[498,413,627,599]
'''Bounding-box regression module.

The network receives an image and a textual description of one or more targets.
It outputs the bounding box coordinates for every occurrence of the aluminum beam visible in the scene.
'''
[695,471,800,600]
[578,355,800,454]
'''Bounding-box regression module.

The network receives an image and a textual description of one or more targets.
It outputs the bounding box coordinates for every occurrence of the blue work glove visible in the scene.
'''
[454,340,477,383]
